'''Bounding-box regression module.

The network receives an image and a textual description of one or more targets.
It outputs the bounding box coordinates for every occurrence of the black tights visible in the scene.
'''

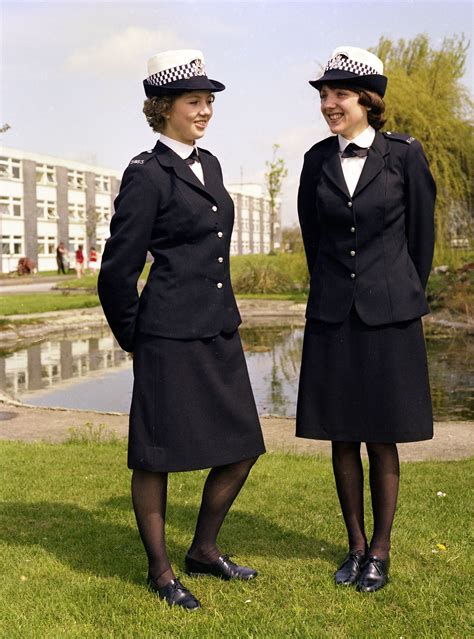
[331,442,399,559]
[131,457,258,586]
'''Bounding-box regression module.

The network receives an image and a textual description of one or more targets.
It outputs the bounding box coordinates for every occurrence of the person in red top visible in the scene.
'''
[75,245,84,279]
[89,246,98,273]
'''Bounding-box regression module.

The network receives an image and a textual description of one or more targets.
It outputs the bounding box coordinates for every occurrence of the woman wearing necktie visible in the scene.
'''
[296,46,436,592]
[98,49,265,610]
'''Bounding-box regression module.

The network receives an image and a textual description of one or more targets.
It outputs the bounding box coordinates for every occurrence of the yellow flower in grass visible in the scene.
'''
[436,543,447,551]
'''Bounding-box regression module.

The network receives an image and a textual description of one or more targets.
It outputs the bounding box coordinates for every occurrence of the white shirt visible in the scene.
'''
[159,134,205,184]
[338,126,376,197]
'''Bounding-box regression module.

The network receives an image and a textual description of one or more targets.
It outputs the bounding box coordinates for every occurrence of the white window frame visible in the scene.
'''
[37,199,58,220]
[0,156,21,180]
[0,195,22,217]
[36,164,56,185]
[68,202,86,220]
[67,169,85,190]
[2,235,23,256]
[95,174,110,192]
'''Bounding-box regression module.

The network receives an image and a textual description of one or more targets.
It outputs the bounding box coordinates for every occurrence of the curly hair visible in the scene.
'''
[321,83,387,131]
[143,94,183,133]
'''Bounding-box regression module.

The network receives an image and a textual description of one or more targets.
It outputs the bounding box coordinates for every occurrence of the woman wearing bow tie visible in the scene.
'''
[98,49,265,610]
[296,46,436,592]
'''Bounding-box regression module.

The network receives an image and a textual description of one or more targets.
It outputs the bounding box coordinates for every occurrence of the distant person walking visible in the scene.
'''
[98,49,265,611]
[296,46,436,592]
[75,245,84,279]
[88,246,98,273]
[56,242,66,275]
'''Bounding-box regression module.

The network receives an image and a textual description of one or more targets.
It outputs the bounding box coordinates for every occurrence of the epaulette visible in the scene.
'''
[383,131,416,144]
[197,147,214,157]
[128,148,157,166]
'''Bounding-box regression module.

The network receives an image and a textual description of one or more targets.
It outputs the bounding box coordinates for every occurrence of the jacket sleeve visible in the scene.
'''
[98,162,160,352]
[298,153,320,275]
[404,140,436,289]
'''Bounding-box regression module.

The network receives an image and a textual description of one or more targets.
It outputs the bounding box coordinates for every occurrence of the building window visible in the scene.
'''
[252,198,261,212]
[242,196,250,208]
[242,240,250,254]
[67,169,85,190]
[95,175,110,192]
[263,222,270,233]
[37,236,57,255]
[263,242,270,253]
[241,219,249,232]
[252,218,260,232]
[96,238,106,253]
[230,239,238,255]
[2,235,23,256]
[253,240,261,253]
[0,195,22,217]
[68,202,86,220]
[0,156,21,180]
[37,199,57,220]
[69,236,85,252]
[96,204,111,223]
[36,164,56,185]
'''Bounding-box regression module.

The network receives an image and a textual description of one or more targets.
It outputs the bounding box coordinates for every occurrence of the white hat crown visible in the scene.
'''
[326,46,384,76]
[147,49,205,76]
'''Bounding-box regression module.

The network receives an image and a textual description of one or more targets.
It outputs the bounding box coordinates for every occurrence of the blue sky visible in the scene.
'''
[1,0,472,224]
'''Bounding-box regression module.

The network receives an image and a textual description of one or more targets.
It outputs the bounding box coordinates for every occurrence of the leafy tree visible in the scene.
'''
[372,34,473,264]
[281,225,304,253]
[265,144,288,253]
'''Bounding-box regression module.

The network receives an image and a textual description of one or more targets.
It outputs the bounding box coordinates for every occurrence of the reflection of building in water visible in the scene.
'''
[0,334,129,397]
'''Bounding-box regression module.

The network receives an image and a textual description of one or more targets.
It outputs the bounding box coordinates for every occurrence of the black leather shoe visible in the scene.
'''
[334,550,366,586]
[147,574,201,610]
[357,555,390,592]
[185,554,257,581]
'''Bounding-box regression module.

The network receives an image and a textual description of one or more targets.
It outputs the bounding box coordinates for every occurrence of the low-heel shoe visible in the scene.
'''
[147,574,201,610]
[334,550,366,586]
[357,555,390,592]
[185,554,257,581]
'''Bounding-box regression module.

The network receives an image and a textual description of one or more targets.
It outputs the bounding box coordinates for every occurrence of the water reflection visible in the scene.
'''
[0,326,472,420]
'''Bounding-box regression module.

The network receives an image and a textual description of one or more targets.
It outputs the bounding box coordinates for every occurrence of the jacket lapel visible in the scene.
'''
[321,137,351,198]
[352,132,389,198]
[154,141,218,203]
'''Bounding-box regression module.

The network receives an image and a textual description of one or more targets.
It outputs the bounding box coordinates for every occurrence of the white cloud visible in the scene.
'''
[64,27,185,76]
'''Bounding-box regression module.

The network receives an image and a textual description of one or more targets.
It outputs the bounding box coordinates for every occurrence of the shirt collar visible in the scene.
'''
[338,126,376,153]
[159,134,198,160]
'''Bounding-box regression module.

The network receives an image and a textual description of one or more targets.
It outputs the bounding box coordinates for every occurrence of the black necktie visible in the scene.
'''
[341,143,369,159]
[185,149,200,165]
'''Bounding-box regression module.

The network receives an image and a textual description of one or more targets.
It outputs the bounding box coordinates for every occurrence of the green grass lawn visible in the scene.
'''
[1,439,471,638]
[0,293,101,316]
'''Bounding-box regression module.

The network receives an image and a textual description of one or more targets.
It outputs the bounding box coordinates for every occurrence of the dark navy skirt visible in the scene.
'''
[128,330,266,472]
[296,308,433,443]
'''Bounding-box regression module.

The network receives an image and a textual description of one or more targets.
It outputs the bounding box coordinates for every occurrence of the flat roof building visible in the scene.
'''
[0,147,280,273]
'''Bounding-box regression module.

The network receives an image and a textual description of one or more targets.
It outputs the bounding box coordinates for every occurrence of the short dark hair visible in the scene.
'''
[321,82,386,131]
[143,94,184,133]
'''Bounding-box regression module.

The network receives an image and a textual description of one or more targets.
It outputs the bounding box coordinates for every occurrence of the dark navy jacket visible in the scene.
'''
[298,131,436,326]
[98,141,240,352]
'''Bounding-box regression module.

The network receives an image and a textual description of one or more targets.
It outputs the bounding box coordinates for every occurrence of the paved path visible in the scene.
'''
[0,397,472,462]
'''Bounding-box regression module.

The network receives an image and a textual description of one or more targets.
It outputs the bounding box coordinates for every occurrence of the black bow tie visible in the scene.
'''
[341,143,369,159]
[185,149,200,165]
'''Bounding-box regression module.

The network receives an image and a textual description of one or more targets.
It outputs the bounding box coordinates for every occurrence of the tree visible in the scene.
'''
[86,205,99,254]
[372,34,473,264]
[264,144,288,253]
[281,225,304,253]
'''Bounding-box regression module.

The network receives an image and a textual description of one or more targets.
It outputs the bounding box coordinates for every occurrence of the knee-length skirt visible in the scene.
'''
[296,308,433,443]
[128,330,266,472]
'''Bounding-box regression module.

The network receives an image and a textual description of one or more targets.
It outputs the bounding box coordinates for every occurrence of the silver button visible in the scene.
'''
[350,227,356,233]
[217,282,223,289]
[350,273,356,279]
[211,205,218,212]
[350,250,356,257]
[217,257,224,263]
[217,231,223,238]
[348,201,352,207]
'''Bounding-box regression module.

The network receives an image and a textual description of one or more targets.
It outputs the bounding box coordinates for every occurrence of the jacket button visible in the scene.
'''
[217,231,223,238]
[350,250,356,256]
[350,273,356,279]
[217,282,223,289]
[348,201,352,207]
[217,257,224,263]
[211,205,218,212]
[350,227,356,233]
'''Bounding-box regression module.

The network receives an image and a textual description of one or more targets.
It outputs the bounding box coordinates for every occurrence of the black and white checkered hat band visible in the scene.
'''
[325,56,378,77]
[146,59,207,87]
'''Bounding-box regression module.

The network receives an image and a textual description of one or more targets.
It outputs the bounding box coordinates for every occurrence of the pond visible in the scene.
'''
[1,325,472,421]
